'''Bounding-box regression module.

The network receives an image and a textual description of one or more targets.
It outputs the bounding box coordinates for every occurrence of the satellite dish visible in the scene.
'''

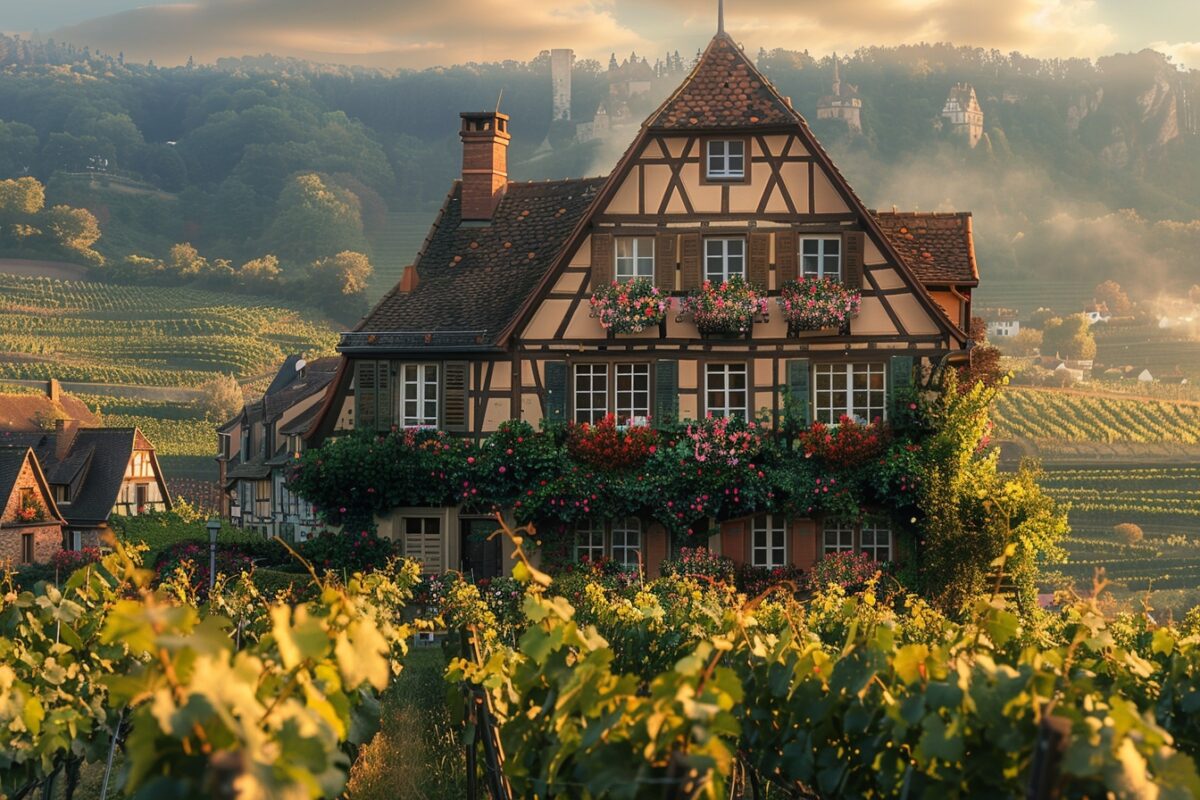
[295,358,308,373]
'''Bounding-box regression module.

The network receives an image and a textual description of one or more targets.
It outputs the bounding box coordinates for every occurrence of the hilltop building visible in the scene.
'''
[942,83,984,148]
[305,24,981,579]
[816,54,862,133]
[551,48,573,121]
[218,355,338,540]
[980,307,1020,339]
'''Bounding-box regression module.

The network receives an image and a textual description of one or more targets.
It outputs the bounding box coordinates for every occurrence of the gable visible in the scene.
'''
[0,449,63,525]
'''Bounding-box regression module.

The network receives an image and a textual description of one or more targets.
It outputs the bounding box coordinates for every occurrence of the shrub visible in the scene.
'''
[566,414,660,469]
[1114,522,1144,547]
[798,416,891,468]
[737,562,806,597]
[659,547,736,583]
[807,550,881,591]
[50,547,102,574]
[297,530,397,573]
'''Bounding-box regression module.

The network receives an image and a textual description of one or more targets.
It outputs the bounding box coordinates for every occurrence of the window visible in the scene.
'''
[752,514,786,567]
[401,364,439,427]
[824,520,893,562]
[706,363,749,418]
[704,238,745,282]
[575,521,605,562]
[403,517,443,573]
[860,523,893,562]
[615,237,654,282]
[706,139,745,179]
[823,521,855,555]
[611,518,642,566]
[70,530,82,551]
[813,363,886,425]
[54,485,70,504]
[240,428,250,463]
[574,364,609,424]
[575,518,642,566]
[135,484,149,514]
[21,533,34,564]
[801,238,841,280]
[615,364,651,424]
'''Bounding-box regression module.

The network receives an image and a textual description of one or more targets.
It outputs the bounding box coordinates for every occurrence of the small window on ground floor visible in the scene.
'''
[751,514,787,568]
[21,533,34,564]
[575,517,642,567]
[823,519,893,562]
[403,517,443,573]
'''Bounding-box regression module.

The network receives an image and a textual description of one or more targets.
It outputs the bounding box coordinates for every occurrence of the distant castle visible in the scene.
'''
[816,54,862,133]
[942,83,984,148]
[550,49,573,121]
[576,52,657,143]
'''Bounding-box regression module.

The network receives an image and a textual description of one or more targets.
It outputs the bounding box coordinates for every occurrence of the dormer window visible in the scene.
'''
[614,237,654,282]
[706,139,745,180]
[801,237,842,281]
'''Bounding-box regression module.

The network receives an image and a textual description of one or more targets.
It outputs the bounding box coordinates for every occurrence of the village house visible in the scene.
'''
[0,447,65,566]
[306,25,980,578]
[980,307,1020,339]
[941,83,984,148]
[1084,302,1112,325]
[219,356,338,541]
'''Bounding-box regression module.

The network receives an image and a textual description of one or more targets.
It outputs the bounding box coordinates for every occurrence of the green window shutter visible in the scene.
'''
[786,358,810,429]
[654,359,678,427]
[888,355,914,422]
[442,361,469,432]
[376,361,394,430]
[355,360,378,432]
[544,361,567,422]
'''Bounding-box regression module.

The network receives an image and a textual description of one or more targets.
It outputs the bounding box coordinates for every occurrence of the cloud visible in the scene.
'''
[52,0,1118,69]
[1148,40,1200,70]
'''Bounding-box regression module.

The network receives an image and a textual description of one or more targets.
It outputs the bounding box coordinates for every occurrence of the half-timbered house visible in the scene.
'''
[307,28,980,578]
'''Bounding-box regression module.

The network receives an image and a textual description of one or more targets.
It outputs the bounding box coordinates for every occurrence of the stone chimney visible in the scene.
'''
[54,418,79,461]
[47,378,61,404]
[398,264,420,294]
[459,111,510,221]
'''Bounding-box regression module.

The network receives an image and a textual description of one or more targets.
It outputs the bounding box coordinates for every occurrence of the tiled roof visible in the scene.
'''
[0,392,99,432]
[0,447,27,504]
[872,212,979,285]
[647,33,798,130]
[262,356,339,420]
[351,177,605,348]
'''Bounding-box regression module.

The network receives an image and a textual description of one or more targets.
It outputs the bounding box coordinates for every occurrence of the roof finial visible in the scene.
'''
[717,0,724,34]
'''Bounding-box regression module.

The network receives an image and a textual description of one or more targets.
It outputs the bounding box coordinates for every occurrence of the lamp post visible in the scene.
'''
[206,517,221,592]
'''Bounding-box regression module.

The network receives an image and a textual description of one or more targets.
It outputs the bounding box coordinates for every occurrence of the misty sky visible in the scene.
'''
[2,0,1199,69]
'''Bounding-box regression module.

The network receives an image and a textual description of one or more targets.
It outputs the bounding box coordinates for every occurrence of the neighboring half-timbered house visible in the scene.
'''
[308,29,979,578]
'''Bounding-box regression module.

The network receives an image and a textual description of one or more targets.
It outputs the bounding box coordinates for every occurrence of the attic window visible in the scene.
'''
[55,485,70,504]
[706,140,745,180]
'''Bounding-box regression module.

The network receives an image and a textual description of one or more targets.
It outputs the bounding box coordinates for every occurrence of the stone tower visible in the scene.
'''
[551,48,574,122]
[942,83,984,148]
[815,54,862,133]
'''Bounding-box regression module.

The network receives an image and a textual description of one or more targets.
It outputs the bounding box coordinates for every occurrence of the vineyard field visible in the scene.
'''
[993,387,1200,446]
[0,273,338,387]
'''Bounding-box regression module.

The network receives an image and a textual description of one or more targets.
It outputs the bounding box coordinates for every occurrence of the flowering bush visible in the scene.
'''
[659,547,736,583]
[50,547,103,573]
[798,416,891,469]
[17,493,45,523]
[685,416,766,466]
[590,277,671,334]
[736,562,806,597]
[297,530,397,573]
[154,540,255,596]
[566,414,659,470]
[778,277,861,333]
[681,276,768,336]
[807,549,881,590]
[477,576,525,640]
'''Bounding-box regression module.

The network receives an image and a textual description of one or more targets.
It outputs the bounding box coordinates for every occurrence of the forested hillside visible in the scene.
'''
[1,33,1198,303]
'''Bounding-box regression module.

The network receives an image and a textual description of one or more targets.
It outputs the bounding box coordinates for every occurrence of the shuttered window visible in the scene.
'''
[442,362,468,432]
[801,237,841,280]
[404,517,443,573]
[615,363,651,424]
[704,238,746,282]
[573,364,609,424]
[706,363,749,419]
[615,237,655,281]
[751,514,786,568]
[401,364,439,427]
[814,363,886,425]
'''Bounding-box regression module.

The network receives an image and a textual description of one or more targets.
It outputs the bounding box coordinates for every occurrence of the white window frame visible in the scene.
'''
[610,517,642,566]
[704,237,746,282]
[615,237,655,282]
[705,363,749,419]
[575,521,606,562]
[400,363,440,427]
[813,362,886,425]
[800,237,842,281]
[574,364,609,424]
[823,520,856,555]
[614,363,651,424]
[751,514,786,568]
[706,139,745,180]
[860,522,893,562]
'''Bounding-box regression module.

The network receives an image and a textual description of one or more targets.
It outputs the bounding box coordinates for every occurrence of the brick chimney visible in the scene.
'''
[54,418,79,461]
[398,264,420,293]
[47,378,61,404]
[459,111,510,221]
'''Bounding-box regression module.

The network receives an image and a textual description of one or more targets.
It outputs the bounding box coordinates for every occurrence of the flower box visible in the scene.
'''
[778,277,861,336]
[590,278,671,335]
[681,276,768,337]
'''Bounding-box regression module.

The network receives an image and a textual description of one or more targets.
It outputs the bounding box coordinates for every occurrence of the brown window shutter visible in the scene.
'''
[442,361,468,432]
[354,360,377,432]
[680,233,701,289]
[719,518,746,565]
[748,232,770,289]
[654,233,677,292]
[843,231,865,290]
[590,233,613,290]
[776,229,797,284]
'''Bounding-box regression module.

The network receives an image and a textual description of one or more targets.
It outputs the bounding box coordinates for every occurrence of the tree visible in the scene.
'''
[307,250,373,317]
[166,242,207,277]
[42,205,102,264]
[0,176,45,215]
[263,173,366,264]
[1006,328,1043,356]
[238,254,281,286]
[1041,314,1096,360]
[1094,280,1131,314]
[199,374,244,423]
[0,120,39,178]
[1114,523,1144,547]
[1027,307,1056,329]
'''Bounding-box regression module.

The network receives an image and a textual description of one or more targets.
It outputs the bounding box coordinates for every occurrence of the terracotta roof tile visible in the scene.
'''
[0,392,99,432]
[872,211,979,285]
[647,34,798,130]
